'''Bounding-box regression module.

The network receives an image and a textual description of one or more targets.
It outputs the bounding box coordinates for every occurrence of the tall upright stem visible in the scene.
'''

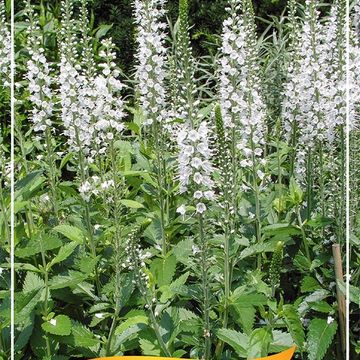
[306,150,313,221]
[106,141,124,356]
[74,127,101,295]
[44,127,59,219]
[199,214,211,360]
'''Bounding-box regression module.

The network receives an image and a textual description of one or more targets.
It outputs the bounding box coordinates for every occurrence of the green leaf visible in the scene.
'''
[307,318,337,360]
[62,321,101,347]
[232,293,268,306]
[217,328,247,357]
[23,272,44,293]
[120,199,145,209]
[159,272,189,302]
[173,238,193,265]
[49,272,87,290]
[282,304,305,349]
[269,330,294,353]
[49,242,79,268]
[309,301,333,314]
[298,290,329,316]
[247,327,272,359]
[42,315,72,336]
[14,171,44,200]
[338,280,360,305]
[239,240,283,260]
[150,254,176,287]
[115,315,148,335]
[15,288,43,324]
[232,304,256,335]
[15,234,62,258]
[301,276,321,293]
[95,24,113,38]
[288,177,303,205]
[53,225,84,244]
[139,336,161,356]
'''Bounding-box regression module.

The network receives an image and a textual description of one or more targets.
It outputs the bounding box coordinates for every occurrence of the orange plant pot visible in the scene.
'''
[91,346,296,360]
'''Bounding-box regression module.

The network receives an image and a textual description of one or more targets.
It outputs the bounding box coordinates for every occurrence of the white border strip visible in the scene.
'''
[346,0,350,360]
[10,0,14,358]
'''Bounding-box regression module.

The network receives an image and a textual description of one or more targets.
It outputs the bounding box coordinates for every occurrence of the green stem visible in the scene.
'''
[44,127,59,219]
[106,141,124,356]
[74,127,101,295]
[296,206,311,263]
[40,243,51,358]
[0,183,10,245]
[199,214,211,360]
[306,150,312,221]
[153,120,167,256]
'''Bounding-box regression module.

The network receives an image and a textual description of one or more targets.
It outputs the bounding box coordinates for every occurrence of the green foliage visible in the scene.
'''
[6,0,345,359]
[307,318,338,360]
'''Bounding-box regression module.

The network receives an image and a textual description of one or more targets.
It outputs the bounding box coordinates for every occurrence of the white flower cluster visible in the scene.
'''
[88,39,126,158]
[282,0,334,178]
[170,0,199,125]
[58,0,93,158]
[25,9,54,133]
[59,3,126,167]
[349,7,360,129]
[176,122,215,215]
[123,228,152,294]
[219,0,266,169]
[59,57,93,157]
[0,0,10,87]
[133,0,168,126]
[0,125,10,187]
[79,175,115,202]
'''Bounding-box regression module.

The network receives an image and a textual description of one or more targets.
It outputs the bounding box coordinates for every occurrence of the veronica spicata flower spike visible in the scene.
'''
[24,2,54,134]
[58,0,92,159]
[282,0,330,180]
[78,0,96,77]
[0,0,10,88]
[219,0,266,170]
[170,0,198,125]
[84,39,126,160]
[133,0,168,127]
[176,121,216,214]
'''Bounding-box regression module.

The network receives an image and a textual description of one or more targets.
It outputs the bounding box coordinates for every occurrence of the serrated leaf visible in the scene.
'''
[15,288,43,324]
[53,225,84,244]
[23,272,44,293]
[307,318,337,360]
[49,242,78,268]
[269,330,294,353]
[49,272,87,290]
[232,304,256,335]
[301,276,321,293]
[15,234,62,258]
[298,290,329,316]
[115,315,148,335]
[120,199,144,209]
[239,240,282,260]
[150,254,176,287]
[139,337,161,356]
[247,327,272,359]
[282,304,305,350]
[232,293,268,306]
[42,315,72,336]
[217,328,247,357]
[63,321,101,347]
[95,24,113,38]
[159,272,189,302]
[173,238,193,265]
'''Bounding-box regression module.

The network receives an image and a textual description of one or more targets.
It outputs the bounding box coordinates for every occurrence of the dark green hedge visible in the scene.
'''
[16,0,288,71]
[91,0,287,71]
